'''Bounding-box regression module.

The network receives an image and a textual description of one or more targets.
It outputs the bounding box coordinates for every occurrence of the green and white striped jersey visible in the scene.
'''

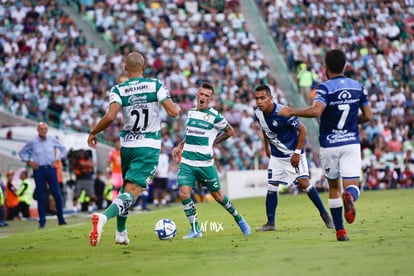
[109,77,170,149]
[181,107,228,167]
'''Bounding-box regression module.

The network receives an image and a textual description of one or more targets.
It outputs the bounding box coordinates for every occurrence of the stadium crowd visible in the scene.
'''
[258,0,414,189]
[0,0,413,190]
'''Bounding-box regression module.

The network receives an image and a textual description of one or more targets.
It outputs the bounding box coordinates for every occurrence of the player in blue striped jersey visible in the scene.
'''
[254,84,333,232]
[281,49,372,241]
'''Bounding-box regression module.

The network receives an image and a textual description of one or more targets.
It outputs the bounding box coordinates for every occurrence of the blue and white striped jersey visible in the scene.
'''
[255,103,302,158]
[314,76,369,148]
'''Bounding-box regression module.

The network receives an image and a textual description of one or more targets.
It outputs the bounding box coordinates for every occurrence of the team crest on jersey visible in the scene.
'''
[272,120,278,127]
[338,90,352,100]
[204,114,210,121]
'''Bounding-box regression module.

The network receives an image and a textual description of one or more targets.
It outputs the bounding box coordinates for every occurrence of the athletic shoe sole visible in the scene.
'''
[238,219,251,236]
[342,192,356,224]
[89,213,102,246]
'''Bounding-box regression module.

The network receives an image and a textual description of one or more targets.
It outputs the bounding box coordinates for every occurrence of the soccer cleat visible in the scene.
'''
[237,218,251,236]
[115,230,130,245]
[89,213,107,246]
[336,229,350,241]
[182,229,203,239]
[321,213,334,229]
[256,223,276,231]
[342,191,356,224]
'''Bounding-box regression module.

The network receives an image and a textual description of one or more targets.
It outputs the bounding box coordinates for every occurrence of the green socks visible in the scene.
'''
[103,192,134,227]
[182,198,200,232]
[221,195,242,222]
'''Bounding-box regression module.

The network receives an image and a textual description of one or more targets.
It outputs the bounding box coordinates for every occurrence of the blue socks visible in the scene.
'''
[266,190,278,225]
[346,185,360,201]
[306,186,328,215]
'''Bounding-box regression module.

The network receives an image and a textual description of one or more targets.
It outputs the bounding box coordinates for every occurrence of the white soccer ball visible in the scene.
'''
[154,219,177,240]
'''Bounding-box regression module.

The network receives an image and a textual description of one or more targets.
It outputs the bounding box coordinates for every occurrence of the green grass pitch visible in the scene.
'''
[1,189,413,276]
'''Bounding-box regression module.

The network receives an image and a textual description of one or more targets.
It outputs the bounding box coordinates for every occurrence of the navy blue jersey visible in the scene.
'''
[314,76,369,148]
[255,103,302,158]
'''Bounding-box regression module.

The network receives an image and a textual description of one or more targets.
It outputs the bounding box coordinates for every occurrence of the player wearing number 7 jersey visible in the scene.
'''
[87,52,180,246]
[280,49,372,241]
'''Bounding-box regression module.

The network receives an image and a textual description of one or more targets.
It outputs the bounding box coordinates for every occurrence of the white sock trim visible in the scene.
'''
[328,198,343,208]
[303,185,312,192]
[267,184,279,192]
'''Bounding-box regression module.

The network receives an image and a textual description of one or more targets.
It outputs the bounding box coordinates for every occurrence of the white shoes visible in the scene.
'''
[115,230,130,245]
[89,213,107,246]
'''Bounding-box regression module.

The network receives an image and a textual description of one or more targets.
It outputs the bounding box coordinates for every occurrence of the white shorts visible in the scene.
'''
[320,144,361,180]
[268,154,309,185]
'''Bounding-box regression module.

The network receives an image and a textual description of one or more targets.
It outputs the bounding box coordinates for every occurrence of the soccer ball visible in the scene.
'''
[154,219,177,240]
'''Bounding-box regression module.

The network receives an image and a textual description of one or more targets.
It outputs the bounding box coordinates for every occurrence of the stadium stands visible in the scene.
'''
[258,0,414,188]
[0,0,413,188]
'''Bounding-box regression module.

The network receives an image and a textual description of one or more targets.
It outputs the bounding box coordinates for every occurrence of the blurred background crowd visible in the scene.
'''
[0,0,413,217]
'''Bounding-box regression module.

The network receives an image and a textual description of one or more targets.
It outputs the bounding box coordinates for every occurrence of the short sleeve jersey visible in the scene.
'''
[109,77,170,149]
[255,103,302,158]
[314,76,369,148]
[181,107,228,167]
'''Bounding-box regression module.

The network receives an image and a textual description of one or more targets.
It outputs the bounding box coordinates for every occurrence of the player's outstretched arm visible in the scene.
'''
[162,99,181,118]
[213,123,235,145]
[358,104,372,124]
[279,102,325,118]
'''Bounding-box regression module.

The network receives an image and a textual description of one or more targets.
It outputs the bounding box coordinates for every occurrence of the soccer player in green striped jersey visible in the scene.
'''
[172,82,251,239]
[87,52,180,246]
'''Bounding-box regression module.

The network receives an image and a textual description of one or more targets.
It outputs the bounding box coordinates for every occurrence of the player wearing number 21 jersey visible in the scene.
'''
[281,49,372,241]
[87,52,180,246]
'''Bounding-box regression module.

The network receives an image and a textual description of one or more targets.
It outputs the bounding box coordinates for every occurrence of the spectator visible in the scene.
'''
[387,131,403,153]
[296,63,318,105]
[5,170,19,221]
[107,139,122,199]
[18,122,67,228]
[2,0,414,179]
[71,150,96,214]
[102,169,113,209]
[15,170,33,219]
[133,188,150,212]
[399,164,413,188]
[380,164,399,189]
[94,170,106,210]
[152,145,169,207]
[0,173,8,227]
[365,166,381,191]
[403,147,414,164]
[365,119,382,143]
[315,174,329,193]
